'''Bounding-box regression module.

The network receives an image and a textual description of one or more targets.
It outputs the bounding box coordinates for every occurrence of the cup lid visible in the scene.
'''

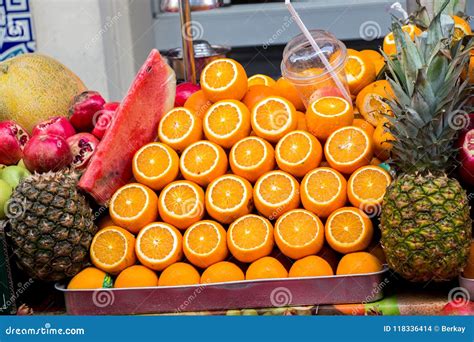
[281,30,347,82]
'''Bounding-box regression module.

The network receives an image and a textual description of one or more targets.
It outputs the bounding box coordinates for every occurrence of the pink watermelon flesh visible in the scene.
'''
[78,49,176,204]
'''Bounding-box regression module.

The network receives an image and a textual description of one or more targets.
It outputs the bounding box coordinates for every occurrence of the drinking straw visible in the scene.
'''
[285,0,351,102]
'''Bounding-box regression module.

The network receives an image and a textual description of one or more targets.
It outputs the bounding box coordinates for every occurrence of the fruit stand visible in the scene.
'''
[0,0,473,318]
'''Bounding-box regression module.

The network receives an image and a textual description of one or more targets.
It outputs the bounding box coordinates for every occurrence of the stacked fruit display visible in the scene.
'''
[0,3,472,297]
[69,47,402,288]
[67,9,473,290]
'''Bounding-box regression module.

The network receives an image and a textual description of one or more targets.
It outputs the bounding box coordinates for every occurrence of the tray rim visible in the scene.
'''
[56,265,390,292]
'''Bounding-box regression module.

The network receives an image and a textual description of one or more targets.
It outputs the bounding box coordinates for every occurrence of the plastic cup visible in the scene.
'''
[281,30,349,108]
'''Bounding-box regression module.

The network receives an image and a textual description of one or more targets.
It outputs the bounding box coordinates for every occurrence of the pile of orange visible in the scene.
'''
[71,55,397,290]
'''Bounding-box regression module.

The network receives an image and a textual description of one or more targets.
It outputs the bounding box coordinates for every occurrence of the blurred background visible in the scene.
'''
[2,0,473,100]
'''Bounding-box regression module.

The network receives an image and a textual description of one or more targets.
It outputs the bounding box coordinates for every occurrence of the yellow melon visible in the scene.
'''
[0,54,86,133]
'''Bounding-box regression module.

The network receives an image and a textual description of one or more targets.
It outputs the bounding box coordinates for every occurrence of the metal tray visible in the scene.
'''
[56,266,389,315]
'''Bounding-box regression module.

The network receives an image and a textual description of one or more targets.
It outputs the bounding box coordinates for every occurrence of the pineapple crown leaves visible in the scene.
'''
[407,0,471,29]
[382,1,473,174]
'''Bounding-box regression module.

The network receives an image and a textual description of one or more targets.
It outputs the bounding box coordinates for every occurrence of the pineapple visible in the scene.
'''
[380,6,473,282]
[7,170,97,282]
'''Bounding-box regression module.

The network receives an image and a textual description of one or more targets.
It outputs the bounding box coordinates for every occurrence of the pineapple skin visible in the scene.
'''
[9,171,98,282]
[381,173,472,282]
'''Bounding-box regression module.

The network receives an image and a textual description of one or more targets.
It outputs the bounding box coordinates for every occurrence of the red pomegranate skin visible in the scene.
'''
[103,102,120,111]
[92,109,116,140]
[23,134,73,173]
[69,91,106,132]
[0,121,30,165]
[67,133,100,169]
[175,82,200,107]
[458,129,474,186]
[32,117,76,139]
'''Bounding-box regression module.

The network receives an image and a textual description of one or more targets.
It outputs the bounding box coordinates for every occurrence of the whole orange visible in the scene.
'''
[242,85,279,110]
[115,265,158,288]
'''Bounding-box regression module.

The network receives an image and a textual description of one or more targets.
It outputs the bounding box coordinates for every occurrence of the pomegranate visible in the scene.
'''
[91,109,116,139]
[69,91,105,132]
[67,133,99,169]
[23,134,73,173]
[0,121,30,165]
[441,300,474,316]
[32,116,76,139]
[458,129,474,186]
[104,102,120,111]
[175,82,200,107]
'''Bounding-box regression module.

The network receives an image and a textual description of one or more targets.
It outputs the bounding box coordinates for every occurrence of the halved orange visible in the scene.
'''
[180,140,228,187]
[158,180,205,230]
[248,74,276,87]
[325,207,373,254]
[184,90,213,119]
[273,77,305,111]
[251,96,297,143]
[274,209,324,260]
[360,50,385,75]
[300,167,347,218]
[200,58,248,102]
[205,174,253,224]
[227,214,274,263]
[183,220,228,269]
[203,99,251,149]
[135,222,183,271]
[132,142,179,191]
[452,15,472,41]
[90,226,136,274]
[110,183,158,234]
[347,165,391,213]
[275,130,322,178]
[306,96,354,141]
[383,24,422,55]
[242,85,280,110]
[324,126,373,174]
[229,136,275,183]
[253,170,300,220]
[345,49,376,95]
[158,107,203,153]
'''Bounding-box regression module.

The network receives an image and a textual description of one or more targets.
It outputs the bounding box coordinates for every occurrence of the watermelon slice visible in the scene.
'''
[79,50,176,204]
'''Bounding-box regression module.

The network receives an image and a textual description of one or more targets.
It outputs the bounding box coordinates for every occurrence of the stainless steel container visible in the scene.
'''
[161,0,223,12]
[163,40,231,81]
[57,267,389,315]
